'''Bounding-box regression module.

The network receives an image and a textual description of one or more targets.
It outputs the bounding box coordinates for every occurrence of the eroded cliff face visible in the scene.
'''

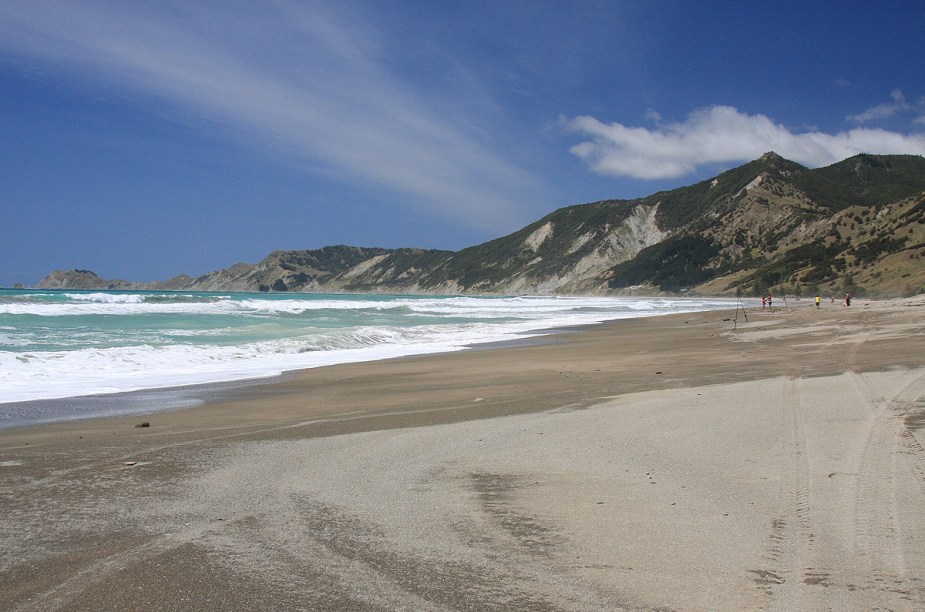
[571,203,666,283]
[483,203,667,294]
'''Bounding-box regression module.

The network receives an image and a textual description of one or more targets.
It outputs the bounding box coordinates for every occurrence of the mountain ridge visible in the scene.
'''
[37,153,925,298]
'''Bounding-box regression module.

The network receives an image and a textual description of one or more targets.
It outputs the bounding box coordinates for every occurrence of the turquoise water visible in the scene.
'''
[1,289,735,412]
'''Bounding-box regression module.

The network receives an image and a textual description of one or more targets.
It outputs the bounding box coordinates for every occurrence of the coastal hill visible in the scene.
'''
[38,153,925,297]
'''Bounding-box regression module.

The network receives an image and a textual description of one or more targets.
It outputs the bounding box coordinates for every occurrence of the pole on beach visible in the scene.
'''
[734,286,748,329]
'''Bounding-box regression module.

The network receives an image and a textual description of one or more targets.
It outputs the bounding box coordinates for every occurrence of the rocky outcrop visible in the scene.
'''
[36,269,142,290]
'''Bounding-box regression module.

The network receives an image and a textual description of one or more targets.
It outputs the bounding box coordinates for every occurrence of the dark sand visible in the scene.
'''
[2,297,925,610]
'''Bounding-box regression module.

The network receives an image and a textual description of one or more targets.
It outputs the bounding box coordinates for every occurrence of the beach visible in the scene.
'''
[2,296,924,610]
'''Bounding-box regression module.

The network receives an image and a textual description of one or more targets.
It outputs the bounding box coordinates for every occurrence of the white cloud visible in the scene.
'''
[564,105,925,180]
[848,89,910,123]
[0,1,543,231]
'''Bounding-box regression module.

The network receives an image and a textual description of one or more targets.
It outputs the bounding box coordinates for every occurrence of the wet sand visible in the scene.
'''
[2,296,925,610]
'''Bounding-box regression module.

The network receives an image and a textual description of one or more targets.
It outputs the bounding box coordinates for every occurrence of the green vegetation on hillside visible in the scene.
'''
[793,154,925,210]
[608,235,721,292]
[646,153,808,230]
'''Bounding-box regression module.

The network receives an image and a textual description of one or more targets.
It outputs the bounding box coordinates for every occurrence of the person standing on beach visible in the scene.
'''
[815,294,821,309]
[767,293,773,311]
[762,296,766,310]
[845,292,851,306]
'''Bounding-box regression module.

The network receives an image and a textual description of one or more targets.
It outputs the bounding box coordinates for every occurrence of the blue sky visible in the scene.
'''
[2,1,924,286]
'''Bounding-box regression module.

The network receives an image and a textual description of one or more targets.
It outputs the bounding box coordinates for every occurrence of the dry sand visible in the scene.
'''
[2,296,925,610]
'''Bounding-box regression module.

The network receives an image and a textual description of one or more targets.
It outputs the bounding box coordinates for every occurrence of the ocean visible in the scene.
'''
[0,289,735,427]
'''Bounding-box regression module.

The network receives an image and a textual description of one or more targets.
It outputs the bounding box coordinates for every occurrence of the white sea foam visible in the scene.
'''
[2,294,692,318]
[0,292,736,407]
[2,322,523,403]
[65,292,149,303]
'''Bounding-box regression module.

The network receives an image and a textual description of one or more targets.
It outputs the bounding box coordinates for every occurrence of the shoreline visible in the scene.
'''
[2,296,924,609]
[0,318,572,431]
[2,290,738,409]
[0,306,725,431]
[0,305,746,437]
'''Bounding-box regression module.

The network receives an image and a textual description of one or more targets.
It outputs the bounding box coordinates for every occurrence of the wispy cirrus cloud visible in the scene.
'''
[0,1,543,230]
[564,104,925,180]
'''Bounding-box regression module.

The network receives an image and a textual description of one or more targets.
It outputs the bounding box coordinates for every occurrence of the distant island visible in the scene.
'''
[38,152,925,298]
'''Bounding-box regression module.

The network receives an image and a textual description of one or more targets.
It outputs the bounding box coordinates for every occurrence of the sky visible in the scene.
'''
[1,1,924,286]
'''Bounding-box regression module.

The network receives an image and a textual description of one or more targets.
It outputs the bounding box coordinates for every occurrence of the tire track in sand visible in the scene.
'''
[752,351,925,610]
[850,368,925,607]
[750,369,825,610]
[841,330,881,420]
